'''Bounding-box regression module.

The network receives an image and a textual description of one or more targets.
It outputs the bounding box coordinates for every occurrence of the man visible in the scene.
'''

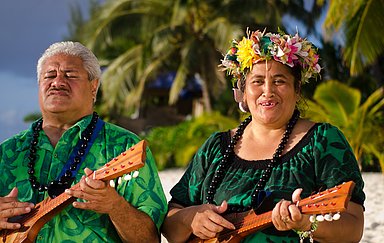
[0,41,167,242]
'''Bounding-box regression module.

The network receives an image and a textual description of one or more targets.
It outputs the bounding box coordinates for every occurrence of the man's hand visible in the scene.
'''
[65,168,122,215]
[0,188,35,230]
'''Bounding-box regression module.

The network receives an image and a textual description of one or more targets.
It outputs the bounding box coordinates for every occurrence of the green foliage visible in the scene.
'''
[23,112,41,122]
[144,112,238,170]
[68,0,323,117]
[324,0,384,75]
[304,80,384,172]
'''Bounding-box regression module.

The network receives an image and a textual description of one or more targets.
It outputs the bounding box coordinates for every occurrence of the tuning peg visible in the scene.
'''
[124,174,132,181]
[324,213,333,221]
[133,170,139,178]
[316,215,325,222]
[118,177,122,185]
[333,212,341,221]
[309,215,316,223]
[110,180,116,188]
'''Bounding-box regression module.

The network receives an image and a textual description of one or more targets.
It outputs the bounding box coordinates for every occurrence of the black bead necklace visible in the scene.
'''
[206,110,300,212]
[27,112,99,198]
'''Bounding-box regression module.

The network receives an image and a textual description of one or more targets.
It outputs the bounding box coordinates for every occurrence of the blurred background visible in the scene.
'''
[0,0,383,173]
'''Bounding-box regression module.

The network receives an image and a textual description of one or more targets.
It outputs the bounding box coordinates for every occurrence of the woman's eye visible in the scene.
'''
[251,79,263,84]
[274,80,285,84]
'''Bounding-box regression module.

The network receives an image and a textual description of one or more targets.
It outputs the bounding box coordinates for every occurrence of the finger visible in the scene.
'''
[84,168,93,177]
[207,213,234,231]
[214,200,228,214]
[65,187,90,201]
[6,187,18,198]
[279,199,292,223]
[84,176,107,190]
[72,200,91,210]
[210,202,235,230]
[0,205,33,219]
[292,188,303,203]
[272,200,286,229]
[0,220,22,230]
[288,203,302,222]
[197,225,218,239]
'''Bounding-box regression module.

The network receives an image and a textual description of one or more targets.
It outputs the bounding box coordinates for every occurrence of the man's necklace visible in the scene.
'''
[206,110,300,212]
[27,112,99,198]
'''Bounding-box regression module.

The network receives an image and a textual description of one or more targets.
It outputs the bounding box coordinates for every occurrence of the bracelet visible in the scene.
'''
[294,216,318,243]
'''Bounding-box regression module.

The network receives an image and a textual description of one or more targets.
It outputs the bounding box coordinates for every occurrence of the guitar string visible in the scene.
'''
[217,212,271,238]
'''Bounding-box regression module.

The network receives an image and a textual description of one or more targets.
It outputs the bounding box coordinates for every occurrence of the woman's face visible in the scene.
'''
[243,60,299,127]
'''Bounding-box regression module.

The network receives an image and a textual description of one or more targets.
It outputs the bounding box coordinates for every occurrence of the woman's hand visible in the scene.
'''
[271,188,311,232]
[162,201,236,242]
[189,201,235,239]
[0,188,35,230]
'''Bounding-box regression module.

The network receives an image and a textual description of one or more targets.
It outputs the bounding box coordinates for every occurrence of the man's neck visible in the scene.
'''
[41,111,93,147]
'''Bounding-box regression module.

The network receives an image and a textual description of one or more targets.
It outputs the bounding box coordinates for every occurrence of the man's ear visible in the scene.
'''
[91,79,99,95]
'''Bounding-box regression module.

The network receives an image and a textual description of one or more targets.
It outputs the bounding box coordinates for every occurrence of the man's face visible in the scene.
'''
[38,54,98,118]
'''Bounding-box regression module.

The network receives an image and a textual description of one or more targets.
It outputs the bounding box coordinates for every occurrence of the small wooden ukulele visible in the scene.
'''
[0,140,147,243]
[188,181,355,243]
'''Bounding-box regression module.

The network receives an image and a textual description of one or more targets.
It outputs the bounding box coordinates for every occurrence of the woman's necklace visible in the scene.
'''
[27,112,99,197]
[206,110,300,212]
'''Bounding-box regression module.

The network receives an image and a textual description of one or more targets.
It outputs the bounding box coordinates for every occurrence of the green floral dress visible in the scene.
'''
[170,123,365,242]
[0,114,168,243]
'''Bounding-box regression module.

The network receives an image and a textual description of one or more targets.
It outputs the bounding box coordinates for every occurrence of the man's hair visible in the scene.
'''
[36,41,102,89]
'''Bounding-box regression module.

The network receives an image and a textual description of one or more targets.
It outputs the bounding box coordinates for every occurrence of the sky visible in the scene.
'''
[0,0,97,142]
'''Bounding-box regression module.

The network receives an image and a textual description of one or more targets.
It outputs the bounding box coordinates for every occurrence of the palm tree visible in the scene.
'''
[71,0,320,117]
[304,80,384,172]
[323,0,384,76]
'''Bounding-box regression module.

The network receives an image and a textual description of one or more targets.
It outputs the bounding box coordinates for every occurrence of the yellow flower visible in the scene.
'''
[236,37,258,71]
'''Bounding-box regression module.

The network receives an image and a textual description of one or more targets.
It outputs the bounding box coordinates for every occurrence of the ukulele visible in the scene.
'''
[0,140,147,243]
[188,181,355,243]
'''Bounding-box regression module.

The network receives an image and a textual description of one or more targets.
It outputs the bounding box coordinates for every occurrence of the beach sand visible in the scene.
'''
[158,169,384,243]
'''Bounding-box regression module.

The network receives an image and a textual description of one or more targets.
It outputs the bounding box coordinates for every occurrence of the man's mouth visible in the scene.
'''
[48,89,69,96]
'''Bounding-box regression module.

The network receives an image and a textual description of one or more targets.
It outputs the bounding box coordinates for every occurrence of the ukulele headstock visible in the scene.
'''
[93,140,147,182]
[298,181,355,216]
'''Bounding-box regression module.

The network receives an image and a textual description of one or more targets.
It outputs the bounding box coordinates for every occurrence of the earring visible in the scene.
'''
[239,102,248,113]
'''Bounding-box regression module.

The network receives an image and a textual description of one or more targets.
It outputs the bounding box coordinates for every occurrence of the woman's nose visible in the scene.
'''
[262,82,275,97]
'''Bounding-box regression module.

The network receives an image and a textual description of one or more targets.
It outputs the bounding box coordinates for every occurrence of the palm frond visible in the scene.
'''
[323,0,384,75]
[312,80,361,125]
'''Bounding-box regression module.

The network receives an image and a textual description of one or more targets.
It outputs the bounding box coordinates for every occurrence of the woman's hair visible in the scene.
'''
[36,41,102,89]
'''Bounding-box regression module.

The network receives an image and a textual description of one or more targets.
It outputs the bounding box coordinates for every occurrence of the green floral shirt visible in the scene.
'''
[170,123,365,243]
[0,114,167,242]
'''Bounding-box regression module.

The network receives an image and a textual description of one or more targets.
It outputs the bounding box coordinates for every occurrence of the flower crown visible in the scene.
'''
[220,28,321,86]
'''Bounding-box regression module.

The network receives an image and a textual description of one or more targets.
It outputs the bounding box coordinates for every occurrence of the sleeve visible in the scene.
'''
[103,124,168,232]
[124,146,168,231]
[169,132,223,206]
[313,123,365,207]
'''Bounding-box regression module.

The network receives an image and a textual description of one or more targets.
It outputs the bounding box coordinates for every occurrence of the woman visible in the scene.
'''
[161,29,365,242]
